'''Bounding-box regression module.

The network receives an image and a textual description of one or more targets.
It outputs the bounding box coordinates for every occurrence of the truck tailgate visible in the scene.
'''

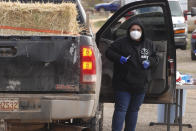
[0,36,80,92]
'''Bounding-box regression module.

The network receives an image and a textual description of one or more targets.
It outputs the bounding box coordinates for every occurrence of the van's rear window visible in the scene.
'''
[168,1,183,17]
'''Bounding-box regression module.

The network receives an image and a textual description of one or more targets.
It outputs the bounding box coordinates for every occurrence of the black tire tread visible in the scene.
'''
[191,52,196,60]
[73,103,104,131]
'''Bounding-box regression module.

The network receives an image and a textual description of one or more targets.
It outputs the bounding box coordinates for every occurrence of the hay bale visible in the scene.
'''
[0,2,80,36]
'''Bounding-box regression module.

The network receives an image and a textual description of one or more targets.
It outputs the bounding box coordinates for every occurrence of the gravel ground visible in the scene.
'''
[103,90,196,131]
[176,49,196,76]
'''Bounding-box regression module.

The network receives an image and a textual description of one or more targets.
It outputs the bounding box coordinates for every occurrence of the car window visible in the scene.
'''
[101,6,166,41]
[168,1,183,17]
[136,7,163,14]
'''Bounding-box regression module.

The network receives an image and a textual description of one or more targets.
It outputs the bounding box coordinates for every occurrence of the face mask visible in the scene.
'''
[130,31,142,40]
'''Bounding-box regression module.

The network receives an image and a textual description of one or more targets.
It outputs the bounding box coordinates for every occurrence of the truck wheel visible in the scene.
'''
[191,52,196,60]
[73,103,104,131]
[181,45,187,50]
[89,103,104,131]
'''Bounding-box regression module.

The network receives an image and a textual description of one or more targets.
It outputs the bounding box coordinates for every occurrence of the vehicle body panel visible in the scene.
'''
[188,7,196,32]
[0,36,80,92]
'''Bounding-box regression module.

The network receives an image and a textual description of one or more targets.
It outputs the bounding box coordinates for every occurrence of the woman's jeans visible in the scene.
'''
[112,91,145,131]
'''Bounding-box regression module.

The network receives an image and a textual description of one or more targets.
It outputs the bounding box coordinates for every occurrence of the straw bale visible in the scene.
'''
[0,2,80,36]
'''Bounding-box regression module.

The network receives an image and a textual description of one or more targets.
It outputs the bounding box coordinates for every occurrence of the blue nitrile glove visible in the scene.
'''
[120,56,127,64]
[194,50,196,54]
[142,60,150,69]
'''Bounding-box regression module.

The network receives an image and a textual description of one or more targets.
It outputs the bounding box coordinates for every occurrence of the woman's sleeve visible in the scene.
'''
[105,40,122,63]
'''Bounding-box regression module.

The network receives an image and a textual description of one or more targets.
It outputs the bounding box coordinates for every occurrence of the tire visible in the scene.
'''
[73,103,104,131]
[191,52,196,60]
[110,10,115,13]
[88,103,104,131]
[181,45,187,50]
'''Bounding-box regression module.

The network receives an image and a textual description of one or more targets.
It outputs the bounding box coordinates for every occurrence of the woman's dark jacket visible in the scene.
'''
[105,20,159,94]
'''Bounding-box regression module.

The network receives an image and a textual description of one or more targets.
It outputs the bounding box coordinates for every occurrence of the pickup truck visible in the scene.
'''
[0,0,176,131]
[0,0,102,131]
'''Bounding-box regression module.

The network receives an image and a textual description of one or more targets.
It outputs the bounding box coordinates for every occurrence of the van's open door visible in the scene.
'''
[96,0,176,104]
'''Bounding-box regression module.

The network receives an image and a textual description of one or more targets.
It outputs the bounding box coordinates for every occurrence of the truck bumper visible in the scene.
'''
[0,94,95,122]
[51,99,94,119]
[174,35,187,46]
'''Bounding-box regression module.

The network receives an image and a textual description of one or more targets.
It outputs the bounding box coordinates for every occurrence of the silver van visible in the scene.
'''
[169,0,187,50]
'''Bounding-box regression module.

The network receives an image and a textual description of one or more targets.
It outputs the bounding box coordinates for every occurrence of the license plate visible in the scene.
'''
[0,98,19,112]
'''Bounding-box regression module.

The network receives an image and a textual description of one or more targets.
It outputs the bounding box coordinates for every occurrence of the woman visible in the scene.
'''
[105,19,159,131]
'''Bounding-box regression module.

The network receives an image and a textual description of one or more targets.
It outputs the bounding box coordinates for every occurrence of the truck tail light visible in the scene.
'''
[80,46,96,83]
[192,32,196,39]
[174,29,185,34]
